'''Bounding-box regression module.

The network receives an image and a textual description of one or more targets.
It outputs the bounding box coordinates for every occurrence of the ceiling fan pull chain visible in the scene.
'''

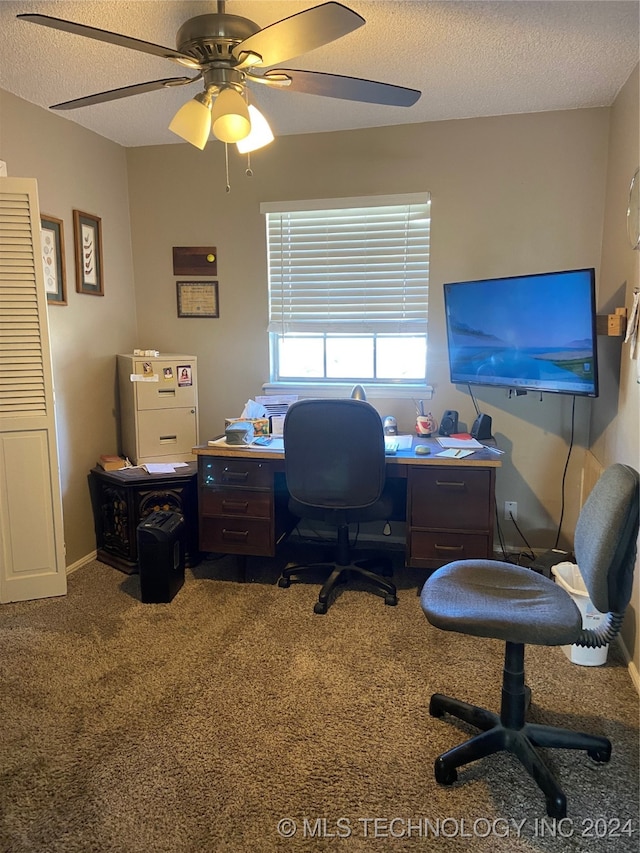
[245,152,254,178]
[224,143,231,193]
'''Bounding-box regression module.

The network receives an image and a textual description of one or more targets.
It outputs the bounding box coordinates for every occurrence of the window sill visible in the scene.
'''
[261,382,434,400]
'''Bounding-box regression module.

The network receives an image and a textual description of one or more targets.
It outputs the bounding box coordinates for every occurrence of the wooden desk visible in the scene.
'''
[194,437,501,569]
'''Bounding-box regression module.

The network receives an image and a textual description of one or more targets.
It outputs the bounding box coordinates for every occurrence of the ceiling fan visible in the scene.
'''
[18,1,421,155]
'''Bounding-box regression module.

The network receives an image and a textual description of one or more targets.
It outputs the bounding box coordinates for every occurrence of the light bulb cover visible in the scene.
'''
[211,88,251,143]
[236,105,274,153]
[168,93,212,150]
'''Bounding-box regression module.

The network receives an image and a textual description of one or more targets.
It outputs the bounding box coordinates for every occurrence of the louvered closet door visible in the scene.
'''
[0,178,66,602]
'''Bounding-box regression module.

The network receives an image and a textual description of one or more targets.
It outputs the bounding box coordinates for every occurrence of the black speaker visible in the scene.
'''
[471,413,492,440]
[439,409,459,436]
[137,510,185,603]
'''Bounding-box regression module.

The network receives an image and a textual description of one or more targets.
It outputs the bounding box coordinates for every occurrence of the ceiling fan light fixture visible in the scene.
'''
[168,92,212,150]
[236,105,274,153]
[211,87,251,143]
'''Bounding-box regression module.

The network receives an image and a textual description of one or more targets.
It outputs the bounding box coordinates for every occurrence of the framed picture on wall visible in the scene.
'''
[40,214,67,305]
[73,210,104,295]
[176,281,219,317]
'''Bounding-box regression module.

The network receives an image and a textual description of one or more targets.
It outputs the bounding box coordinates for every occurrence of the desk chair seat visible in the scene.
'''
[278,398,398,614]
[421,463,639,818]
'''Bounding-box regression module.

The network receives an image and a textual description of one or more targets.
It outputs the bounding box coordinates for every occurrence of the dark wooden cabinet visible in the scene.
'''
[198,455,294,556]
[407,465,496,568]
[89,463,199,573]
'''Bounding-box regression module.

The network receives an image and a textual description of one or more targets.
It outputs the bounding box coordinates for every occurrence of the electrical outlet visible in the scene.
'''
[504,501,518,521]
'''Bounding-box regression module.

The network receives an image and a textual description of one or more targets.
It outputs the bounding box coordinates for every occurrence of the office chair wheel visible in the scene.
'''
[384,593,398,606]
[587,745,611,763]
[434,757,457,786]
[546,794,567,820]
[314,601,328,615]
[278,577,291,588]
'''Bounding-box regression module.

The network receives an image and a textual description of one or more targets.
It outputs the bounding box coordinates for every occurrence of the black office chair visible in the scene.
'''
[278,398,398,614]
[421,463,639,818]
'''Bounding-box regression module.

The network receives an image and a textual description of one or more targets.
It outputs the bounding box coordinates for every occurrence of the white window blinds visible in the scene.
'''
[261,193,430,335]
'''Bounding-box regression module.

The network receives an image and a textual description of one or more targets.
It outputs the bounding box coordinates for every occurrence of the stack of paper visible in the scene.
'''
[436,436,483,449]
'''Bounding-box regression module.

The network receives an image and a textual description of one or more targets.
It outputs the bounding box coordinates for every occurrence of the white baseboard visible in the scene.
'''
[66,550,97,575]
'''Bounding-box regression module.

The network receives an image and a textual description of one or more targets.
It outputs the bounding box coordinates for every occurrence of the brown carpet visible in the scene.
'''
[0,551,638,853]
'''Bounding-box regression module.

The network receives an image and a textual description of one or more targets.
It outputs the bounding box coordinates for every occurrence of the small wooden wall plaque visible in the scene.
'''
[173,246,217,276]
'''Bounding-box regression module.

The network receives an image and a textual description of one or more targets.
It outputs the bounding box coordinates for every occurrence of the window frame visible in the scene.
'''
[261,193,432,394]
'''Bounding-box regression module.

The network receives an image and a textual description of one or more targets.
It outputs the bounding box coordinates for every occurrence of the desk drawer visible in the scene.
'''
[200,488,272,519]
[200,458,272,489]
[409,531,490,568]
[410,468,491,529]
[200,517,273,555]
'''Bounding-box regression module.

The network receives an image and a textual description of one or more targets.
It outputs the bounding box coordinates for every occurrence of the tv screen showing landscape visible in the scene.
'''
[444,268,598,397]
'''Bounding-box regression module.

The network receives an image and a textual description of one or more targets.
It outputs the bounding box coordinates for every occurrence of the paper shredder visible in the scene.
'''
[137,510,185,603]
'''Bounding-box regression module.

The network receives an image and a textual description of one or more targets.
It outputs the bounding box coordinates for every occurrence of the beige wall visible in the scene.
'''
[2,80,638,676]
[127,107,610,551]
[592,64,640,669]
[0,90,138,565]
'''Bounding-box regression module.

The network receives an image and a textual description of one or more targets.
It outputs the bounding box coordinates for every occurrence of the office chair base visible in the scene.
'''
[429,642,612,818]
[280,557,397,614]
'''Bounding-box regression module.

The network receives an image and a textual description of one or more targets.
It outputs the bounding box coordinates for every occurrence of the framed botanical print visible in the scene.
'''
[73,210,104,295]
[40,214,67,304]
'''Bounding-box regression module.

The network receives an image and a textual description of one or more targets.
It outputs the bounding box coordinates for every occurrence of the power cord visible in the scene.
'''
[554,395,576,549]
[495,498,534,563]
[509,511,535,561]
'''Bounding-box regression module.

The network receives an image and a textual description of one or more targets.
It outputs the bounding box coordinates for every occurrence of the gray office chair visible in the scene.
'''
[278,398,398,614]
[421,463,639,818]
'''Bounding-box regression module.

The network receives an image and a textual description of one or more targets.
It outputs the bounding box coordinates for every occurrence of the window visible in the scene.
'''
[261,193,430,388]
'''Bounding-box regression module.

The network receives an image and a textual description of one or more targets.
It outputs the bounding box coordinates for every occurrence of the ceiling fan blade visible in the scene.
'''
[50,78,197,111]
[232,2,364,68]
[263,69,421,107]
[17,14,201,69]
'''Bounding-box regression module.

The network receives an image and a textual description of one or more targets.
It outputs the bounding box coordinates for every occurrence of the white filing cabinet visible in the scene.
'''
[117,354,199,465]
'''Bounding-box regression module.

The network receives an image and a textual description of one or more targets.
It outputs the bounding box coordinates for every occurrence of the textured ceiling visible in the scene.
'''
[0,1,638,148]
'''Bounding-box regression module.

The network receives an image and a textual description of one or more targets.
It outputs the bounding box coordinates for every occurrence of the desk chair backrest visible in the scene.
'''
[283,398,386,511]
[574,463,639,620]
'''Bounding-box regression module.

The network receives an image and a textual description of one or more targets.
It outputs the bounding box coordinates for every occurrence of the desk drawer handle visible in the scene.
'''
[435,480,466,490]
[222,470,249,483]
[222,499,249,514]
[222,528,249,541]
[434,544,464,553]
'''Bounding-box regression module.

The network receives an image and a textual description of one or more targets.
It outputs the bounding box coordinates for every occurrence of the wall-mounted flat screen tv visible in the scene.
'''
[443,268,599,397]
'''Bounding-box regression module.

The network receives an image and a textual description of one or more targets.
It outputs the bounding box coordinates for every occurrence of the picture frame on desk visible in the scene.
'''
[40,214,67,305]
[73,210,104,296]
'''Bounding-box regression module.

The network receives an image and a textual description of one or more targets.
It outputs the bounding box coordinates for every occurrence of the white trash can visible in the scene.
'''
[551,562,609,666]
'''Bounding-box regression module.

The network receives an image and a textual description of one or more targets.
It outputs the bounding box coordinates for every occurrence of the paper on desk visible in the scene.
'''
[437,449,475,459]
[255,394,298,415]
[142,462,187,474]
[436,436,483,449]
